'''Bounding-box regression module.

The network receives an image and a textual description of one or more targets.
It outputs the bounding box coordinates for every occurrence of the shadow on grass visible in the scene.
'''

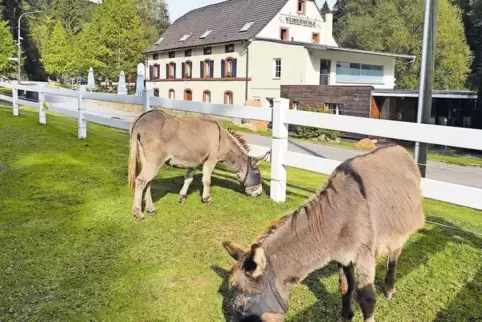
[289,217,482,321]
[148,171,249,206]
[212,265,234,322]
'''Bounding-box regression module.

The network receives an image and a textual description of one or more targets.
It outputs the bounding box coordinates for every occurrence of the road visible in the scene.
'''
[45,95,482,189]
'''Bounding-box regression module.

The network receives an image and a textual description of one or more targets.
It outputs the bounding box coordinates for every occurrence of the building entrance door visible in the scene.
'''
[184,90,192,101]
[320,59,331,85]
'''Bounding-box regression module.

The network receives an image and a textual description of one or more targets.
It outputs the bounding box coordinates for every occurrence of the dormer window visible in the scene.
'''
[155,37,164,44]
[239,21,254,32]
[179,34,191,41]
[200,30,212,39]
[297,0,306,14]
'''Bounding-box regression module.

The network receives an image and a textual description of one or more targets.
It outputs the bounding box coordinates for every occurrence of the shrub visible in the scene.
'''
[294,104,340,142]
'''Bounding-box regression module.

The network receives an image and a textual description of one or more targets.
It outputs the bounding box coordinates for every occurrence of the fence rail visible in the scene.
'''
[1,81,482,211]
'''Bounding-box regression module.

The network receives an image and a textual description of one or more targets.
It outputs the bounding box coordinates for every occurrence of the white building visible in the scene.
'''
[142,0,415,106]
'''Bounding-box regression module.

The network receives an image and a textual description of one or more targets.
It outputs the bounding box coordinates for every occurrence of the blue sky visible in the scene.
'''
[166,0,336,23]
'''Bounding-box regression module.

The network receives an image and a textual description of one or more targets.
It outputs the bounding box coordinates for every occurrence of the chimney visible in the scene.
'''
[324,13,333,40]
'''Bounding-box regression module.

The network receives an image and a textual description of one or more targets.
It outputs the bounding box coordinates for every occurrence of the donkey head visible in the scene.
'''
[222,241,287,322]
[236,152,269,198]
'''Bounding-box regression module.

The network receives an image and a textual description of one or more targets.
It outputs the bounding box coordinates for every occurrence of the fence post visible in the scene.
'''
[78,85,87,139]
[12,80,19,116]
[38,84,46,125]
[143,88,153,112]
[270,98,289,203]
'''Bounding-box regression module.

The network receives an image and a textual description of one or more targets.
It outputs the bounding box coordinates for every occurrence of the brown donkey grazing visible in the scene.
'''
[222,144,425,322]
[128,110,269,221]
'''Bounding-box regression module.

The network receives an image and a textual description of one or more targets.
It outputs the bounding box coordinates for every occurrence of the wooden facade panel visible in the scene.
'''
[280,85,373,118]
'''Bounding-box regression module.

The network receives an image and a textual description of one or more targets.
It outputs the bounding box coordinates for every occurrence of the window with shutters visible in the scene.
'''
[168,89,175,99]
[183,61,192,78]
[153,64,160,79]
[202,59,213,78]
[273,59,281,79]
[224,91,233,105]
[167,62,176,79]
[222,57,237,78]
[203,90,211,103]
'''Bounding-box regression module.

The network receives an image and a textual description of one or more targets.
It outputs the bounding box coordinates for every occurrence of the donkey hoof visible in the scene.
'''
[337,318,352,322]
[146,206,157,214]
[202,196,213,204]
[133,214,145,222]
[178,195,186,206]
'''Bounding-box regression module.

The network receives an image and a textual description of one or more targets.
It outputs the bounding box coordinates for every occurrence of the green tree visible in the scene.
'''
[332,0,348,39]
[334,0,472,90]
[137,0,170,42]
[320,1,331,16]
[82,0,147,80]
[41,20,72,78]
[69,21,109,76]
[0,20,16,75]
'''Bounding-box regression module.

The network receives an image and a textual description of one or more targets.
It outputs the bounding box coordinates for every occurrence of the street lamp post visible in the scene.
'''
[17,10,43,82]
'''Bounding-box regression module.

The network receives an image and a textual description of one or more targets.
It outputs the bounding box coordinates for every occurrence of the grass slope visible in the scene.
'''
[0,108,481,322]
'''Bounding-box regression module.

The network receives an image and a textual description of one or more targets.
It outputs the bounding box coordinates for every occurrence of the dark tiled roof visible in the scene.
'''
[142,0,289,54]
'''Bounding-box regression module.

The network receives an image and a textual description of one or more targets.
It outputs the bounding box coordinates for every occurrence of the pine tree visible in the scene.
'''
[51,0,92,35]
[41,20,72,78]
[320,1,331,16]
[332,0,348,39]
[0,20,16,75]
[334,0,472,90]
[82,0,147,80]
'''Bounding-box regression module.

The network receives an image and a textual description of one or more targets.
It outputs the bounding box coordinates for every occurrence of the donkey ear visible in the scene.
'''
[252,151,271,166]
[245,244,267,278]
[222,241,246,261]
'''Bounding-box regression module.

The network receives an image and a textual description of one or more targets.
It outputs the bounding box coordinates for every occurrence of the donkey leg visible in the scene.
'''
[145,183,156,214]
[132,164,161,221]
[201,162,216,204]
[355,253,377,322]
[337,263,355,322]
[384,248,402,299]
[178,168,195,205]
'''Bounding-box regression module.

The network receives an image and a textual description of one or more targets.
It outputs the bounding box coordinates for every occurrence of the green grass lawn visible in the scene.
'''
[0,107,481,322]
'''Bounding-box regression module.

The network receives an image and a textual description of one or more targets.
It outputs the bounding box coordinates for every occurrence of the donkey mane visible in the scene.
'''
[225,128,251,153]
[253,144,401,247]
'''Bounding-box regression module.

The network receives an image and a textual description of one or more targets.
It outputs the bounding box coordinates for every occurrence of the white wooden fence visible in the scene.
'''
[1,80,482,211]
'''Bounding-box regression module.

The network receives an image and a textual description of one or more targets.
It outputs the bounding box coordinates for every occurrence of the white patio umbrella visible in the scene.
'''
[136,63,145,96]
[117,71,128,95]
[87,67,95,91]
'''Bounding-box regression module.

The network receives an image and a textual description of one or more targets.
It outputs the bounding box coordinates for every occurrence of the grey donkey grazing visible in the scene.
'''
[128,110,269,221]
[222,144,425,322]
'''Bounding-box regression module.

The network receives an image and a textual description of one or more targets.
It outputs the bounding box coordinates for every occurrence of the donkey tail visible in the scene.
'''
[128,129,140,191]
